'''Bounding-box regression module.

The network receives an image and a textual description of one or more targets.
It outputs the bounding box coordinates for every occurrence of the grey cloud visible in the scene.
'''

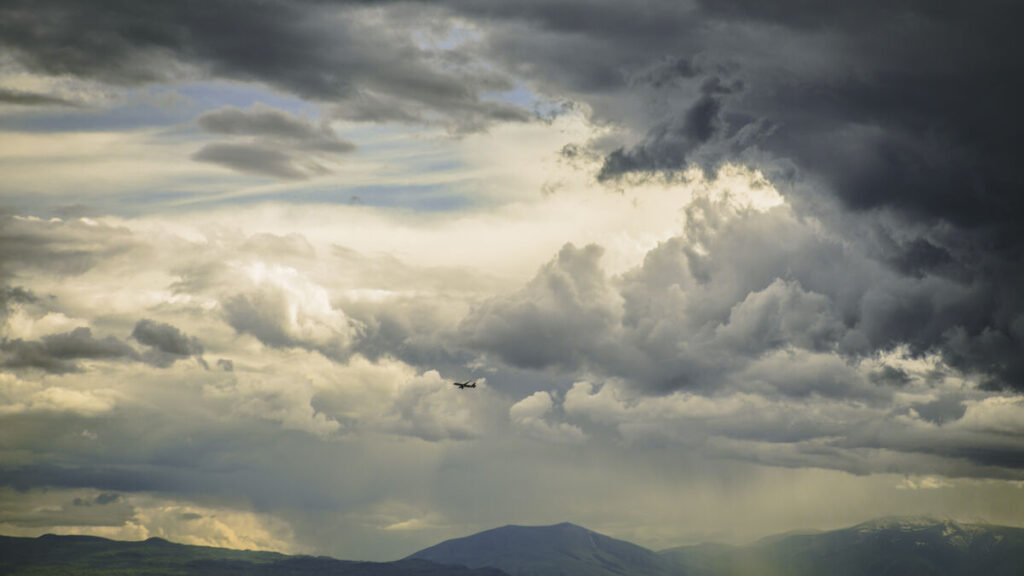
[93,492,120,505]
[561,378,1024,479]
[912,396,967,426]
[192,142,318,180]
[0,215,138,281]
[71,492,120,506]
[193,105,356,179]
[197,106,355,154]
[222,288,355,362]
[460,243,621,371]
[1,327,138,374]
[0,0,529,132]
[131,319,207,369]
[0,464,180,494]
[467,0,1024,237]
[2,492,134,527]
[870,365,912,387]
[598,76,747,181]
[0,88,79,107]
[0,285,36,319]
[216,358,234,372]
[223,293,300,349]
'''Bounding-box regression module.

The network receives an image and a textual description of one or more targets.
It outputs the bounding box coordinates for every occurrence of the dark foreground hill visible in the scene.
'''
[406,522,678,576]
[0,533,509,576]
[659,517,1024,576]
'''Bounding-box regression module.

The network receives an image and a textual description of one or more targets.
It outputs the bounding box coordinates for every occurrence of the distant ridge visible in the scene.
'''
[0,533,509,576]
[4,517,1024,576]
[659,516,1024,576]
[406,522,677,576]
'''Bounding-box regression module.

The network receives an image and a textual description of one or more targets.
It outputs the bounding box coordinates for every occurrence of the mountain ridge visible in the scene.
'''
[0,533,509,576]
[659,517,1024,576]
[406,521,678,576]
[4,516,1024,576]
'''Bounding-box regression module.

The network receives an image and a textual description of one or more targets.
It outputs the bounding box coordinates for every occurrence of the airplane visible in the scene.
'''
[453,380,477,389]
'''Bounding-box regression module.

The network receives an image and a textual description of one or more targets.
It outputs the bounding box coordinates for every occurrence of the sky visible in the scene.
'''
[1,0,1024,562]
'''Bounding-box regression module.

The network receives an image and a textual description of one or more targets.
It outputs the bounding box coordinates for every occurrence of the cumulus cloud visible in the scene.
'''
[212,374,342,438]
[509,390,585,444]
[460,243,621,371]
[222,262,358,361]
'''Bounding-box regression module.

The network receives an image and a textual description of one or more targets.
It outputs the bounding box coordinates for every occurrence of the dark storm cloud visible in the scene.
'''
[0,464,179,494]
[0,88,79,107]
[597,76,747,181]
[131,319,207,369]
[1,327,139,374]
[192,105,356,179]
[0,0,528,131]
[433,0,1024,391]
[458,192,1023,397]
[457,0,1024,235]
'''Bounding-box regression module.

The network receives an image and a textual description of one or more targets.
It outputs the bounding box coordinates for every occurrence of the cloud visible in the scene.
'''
[462,186,1024,395]
[197,106,354,153]
[0,87,79,107]
[598,76,748,181]
[131,319,208,369]
[192,143,314,180]
[460,243,621,371]
[0,373,118,416]
[193,105,356,179]
[509,390,585,444]
[560,377,1024,479]
[222,262,358,361]
[214,373,342,438]
[0,215,138,281]
[0,488,299,553]
[1,327,138,373]
[0,0,529,132]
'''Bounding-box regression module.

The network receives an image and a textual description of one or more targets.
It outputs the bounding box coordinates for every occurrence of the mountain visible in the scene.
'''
[0,533,509,576]
[406,522,678,576]
[5,517,1024,576]
[659,517,1024,576]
